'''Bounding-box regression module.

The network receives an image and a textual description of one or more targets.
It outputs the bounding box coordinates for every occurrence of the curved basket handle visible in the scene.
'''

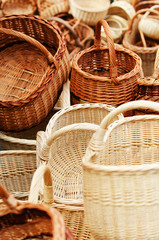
[0,27,59,69]
[29,165,53,204]
[94,19,119,84]
[47,17,83,49]
[0,184,18,209]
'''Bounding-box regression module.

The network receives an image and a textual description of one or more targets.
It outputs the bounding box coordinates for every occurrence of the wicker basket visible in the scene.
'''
[70,19,143,106]
[1,0,36,15]
[0,15,70,131]
[107,0,136,23]
[69,0,110,26]
[134,0,159,11]
[30,103,123,239]
[83,100,159,240]
[37,0,69,19]
[47,17,94,61]
[123,9,159,77]
[0,183,74,239]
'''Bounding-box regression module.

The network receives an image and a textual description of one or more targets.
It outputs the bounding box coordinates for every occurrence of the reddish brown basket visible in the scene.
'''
[0,183,74,239]
[47,16,94,61]
[0,15,70,131]
[123,9,159,77]
[134,0,159,12]
[70,19,143,106]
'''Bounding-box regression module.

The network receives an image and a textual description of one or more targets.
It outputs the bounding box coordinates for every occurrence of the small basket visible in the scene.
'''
[70,19,143,106]
[69,0,110,26]
[47,16,94,61]
[83,100,159,240]
[31,103,123,239]
[0,15,70,131]
[0,184,74,239]
[107,0,136,23]
[123,8,159,77]
[1,0,36,15]
[135,47,159,114]
[37,0,69,19]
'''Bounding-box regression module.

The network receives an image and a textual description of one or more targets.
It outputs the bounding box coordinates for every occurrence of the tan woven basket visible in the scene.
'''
[69,0,110,26]
[0,15,70,131]
[30,103,123,239]
[70,19,143,106]
[47,17,94,61]
[37,0,69,19]
[123,9,159,77]
[1,0,36,15]
[0,184,74,239]
[83,100,159,240]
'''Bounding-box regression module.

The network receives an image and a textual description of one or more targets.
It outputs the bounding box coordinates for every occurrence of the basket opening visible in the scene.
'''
[72,0,109,10]
[0,208,53,239]
[77,49,136,79]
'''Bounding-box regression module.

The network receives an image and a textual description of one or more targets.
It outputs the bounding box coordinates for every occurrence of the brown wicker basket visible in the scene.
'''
[47,16,94,61]
[0,183,74,239]
[70,19,143,106]
[123,9,159,77]
[0,15,70,131]
[134,0,159,11]
[1,0,36,15]
[134,48,159,114]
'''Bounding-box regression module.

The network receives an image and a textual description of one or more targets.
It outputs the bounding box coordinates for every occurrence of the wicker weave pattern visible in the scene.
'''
[83,100,159,240]
[70,19,143,105]
[1,0,36,15]
[0,15,70,131]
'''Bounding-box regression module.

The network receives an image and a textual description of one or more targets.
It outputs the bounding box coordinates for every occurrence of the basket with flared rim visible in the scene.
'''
[83,100,159,240]
[70,19,143,106]
[0,183,74,239]
[123,8,159,76]
[0,15,70,131]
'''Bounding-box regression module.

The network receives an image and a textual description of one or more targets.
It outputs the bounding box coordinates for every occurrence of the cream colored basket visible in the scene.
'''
[69,0,110,26]
[30,103,123,239]
[83,100,159,240]
[1,0,36,15]
[37,0,69,19]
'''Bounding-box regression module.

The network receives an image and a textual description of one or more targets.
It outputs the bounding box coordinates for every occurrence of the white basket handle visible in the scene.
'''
[0,27,59,69]
[28,165,53,204]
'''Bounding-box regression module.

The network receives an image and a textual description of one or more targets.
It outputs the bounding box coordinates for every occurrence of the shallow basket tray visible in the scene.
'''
[1,0,36,15]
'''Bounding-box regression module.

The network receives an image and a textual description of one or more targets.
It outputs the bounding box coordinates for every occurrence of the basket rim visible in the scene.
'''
[0,14,67,107]
[72,44,142,82]
[69,0,110,13]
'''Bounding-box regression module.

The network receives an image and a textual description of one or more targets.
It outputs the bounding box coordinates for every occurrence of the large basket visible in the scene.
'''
[0,184,74,239]
[69,0,110,26]
[83,100,159,240]
[37,0,69,19]
[30,103,123,239]
[123,9,159,76]
[1,0,36,15]
[47,16,94,61]
[0,15,70,131]
[70,19,143,106]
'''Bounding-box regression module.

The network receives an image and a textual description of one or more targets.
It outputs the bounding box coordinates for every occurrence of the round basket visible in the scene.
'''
[107,0,136,23]
[83,100,159,240]
[134,0,159,11]
[69,0,110,26]
[1,0,36,15]
[0,184,74,239]
[37,0,69,19]
[123,8,159,77]
[0,15,70,131]
[70,19,143,106]
[47,17,94,61]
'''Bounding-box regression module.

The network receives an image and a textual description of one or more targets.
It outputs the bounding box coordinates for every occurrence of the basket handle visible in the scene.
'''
[29,165,53,204]
[94,19,119,84]
[47,17,84,49]
[152,48,159,80]
[0,27,59,69]
[0,184,18,209]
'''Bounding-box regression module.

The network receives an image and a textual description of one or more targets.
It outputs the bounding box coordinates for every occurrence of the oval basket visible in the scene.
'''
[1,0,36,15]
[0,184,74,239]
[134,0,159,11]
[0,15,70,131]
[123,8,159,77]
[83,100,159,240]
[70,19,143,106]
